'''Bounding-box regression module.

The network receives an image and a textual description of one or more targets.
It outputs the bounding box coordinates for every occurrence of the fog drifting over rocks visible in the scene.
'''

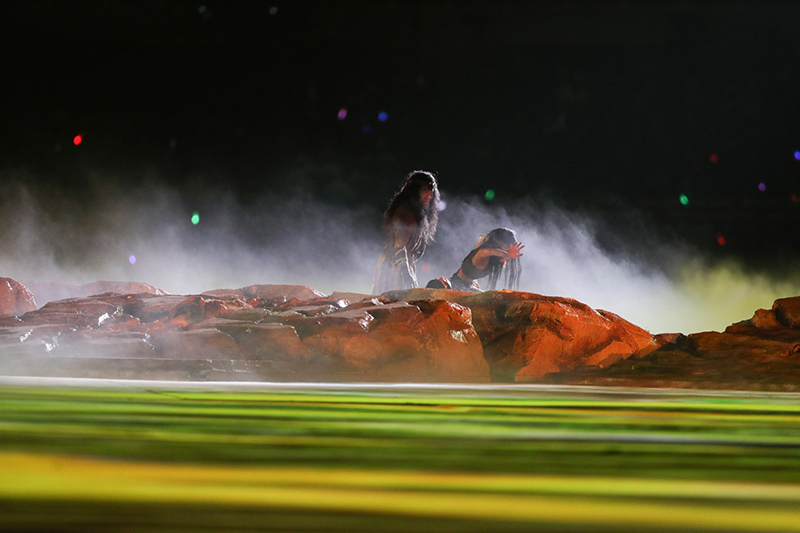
[1,171,798,335]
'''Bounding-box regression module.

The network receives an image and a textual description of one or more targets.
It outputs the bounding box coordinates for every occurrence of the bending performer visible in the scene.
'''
[426,227,524,292]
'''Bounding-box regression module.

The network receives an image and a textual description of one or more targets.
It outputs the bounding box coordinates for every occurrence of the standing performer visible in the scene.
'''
[372,170,440,294]
[426,227,524,292]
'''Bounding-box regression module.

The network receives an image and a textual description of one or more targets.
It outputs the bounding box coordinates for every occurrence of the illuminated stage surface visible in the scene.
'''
[2,377,800,532]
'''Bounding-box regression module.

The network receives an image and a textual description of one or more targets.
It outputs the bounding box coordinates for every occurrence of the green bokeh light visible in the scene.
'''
[191,212,200,225]
[679,194,689,206]
[485,189,495,201]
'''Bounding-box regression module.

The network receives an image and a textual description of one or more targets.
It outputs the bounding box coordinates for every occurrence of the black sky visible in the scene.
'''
[3,0,800,265]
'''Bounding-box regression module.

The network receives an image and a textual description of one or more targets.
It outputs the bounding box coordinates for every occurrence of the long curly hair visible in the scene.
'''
[479,227,522,291]
[383,170,440,257]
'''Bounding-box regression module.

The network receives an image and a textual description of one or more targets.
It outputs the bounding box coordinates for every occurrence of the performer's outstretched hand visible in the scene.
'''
[508,242,525,258]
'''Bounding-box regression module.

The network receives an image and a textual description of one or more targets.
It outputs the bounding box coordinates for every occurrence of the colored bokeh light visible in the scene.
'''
[709,154,718,163]
[269,6,278,15]
[792,193,799,203]
[758,182,766,192]
[421,263,430,273]
[679,194,689,206]
[129,255,136,265]
[485,189,496,201]
[361,125,371,133]
[191,212,200,225]
[198,5,207,14]
[378,111,388,122]
[73,135,82,146]
[717,236,726,246]
[337,108,347,120]
[794,151,800,161]
[438,199,447,212]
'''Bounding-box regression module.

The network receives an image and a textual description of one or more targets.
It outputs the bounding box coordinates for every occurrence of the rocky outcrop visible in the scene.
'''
[383,289,657,381]
[21,280,167,308]
[545,296,800,391]
[773,297,800,329]
[3,278,799,389]
[0,278,37,316]
[4,281,656,383]
[201,284,327,304]
[0,285,488,383]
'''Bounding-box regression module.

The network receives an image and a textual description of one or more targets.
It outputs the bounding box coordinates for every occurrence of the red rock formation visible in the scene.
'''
[81,281,167,297]
[203,284,324,301]
[0,278,37,316]
[328,291,373,304]
[20,280,167,308]
[167,295,248,328]
[294,299,488,382]
[123,294,191,323]
[19,297,121,328]
[5,282,798,389]
[545,295,800,391]
[382,288,657,381]
[0,285,489,383]
[774,297,800,329]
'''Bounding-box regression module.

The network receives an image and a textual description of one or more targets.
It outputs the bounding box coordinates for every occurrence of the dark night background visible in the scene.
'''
[3,0,800,267]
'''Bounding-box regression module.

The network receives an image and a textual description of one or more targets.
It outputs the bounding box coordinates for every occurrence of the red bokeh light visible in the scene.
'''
[717,235,726,246]
[421,263,430,273]
[709,153,718,163]
[73,135,82,146]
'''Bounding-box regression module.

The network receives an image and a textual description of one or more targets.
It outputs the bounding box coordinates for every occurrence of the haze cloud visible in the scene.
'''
[1,170,798,335]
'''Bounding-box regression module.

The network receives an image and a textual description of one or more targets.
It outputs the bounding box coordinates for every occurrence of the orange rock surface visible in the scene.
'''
[2,278,798,389]
[546,296,800,391]
[0,282,487,383]
[21,280,166,308]
[0,278,37,316]
[383,289,657,381]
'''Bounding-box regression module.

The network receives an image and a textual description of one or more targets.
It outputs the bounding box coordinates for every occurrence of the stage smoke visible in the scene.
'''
[1,171,797,334]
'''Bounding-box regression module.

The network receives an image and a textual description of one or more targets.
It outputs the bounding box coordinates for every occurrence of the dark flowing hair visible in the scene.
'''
[383,170,440,256]
[480,227,522,291]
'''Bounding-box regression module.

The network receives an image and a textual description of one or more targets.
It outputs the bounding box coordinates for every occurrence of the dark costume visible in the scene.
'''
[426,228,522,293]
[425,249,491,292]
